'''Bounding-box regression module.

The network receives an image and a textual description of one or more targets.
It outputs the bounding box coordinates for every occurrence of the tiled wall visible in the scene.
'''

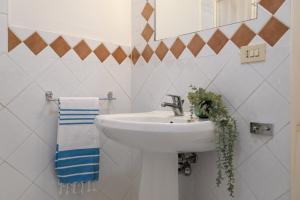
[0,0,292,199]
[0,1,142,200]
[131,0,291,200]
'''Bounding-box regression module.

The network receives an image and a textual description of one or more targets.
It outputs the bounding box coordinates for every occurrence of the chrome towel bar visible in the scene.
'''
[45,91,116,103]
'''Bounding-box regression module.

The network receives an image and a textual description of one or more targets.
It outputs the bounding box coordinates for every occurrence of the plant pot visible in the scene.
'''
[194,106,209,119]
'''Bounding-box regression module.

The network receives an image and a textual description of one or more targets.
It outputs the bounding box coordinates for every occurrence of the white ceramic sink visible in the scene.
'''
[96,111,216,153]
[96,111,216,200]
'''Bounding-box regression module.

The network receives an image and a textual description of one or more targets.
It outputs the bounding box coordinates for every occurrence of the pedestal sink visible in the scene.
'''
[96,111,215,200]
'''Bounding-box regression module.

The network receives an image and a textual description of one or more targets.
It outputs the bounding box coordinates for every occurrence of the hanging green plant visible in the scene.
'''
[188,86,237,197]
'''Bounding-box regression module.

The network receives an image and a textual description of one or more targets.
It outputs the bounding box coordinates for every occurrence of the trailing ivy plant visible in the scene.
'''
[188,86,237,197]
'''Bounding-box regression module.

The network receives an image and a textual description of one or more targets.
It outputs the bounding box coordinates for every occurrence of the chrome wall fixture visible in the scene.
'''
[178,153,198,176]
[250,122,274,136]
[45,91,116,103]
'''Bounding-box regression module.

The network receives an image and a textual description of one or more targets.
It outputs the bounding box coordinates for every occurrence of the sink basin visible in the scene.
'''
[96,111,216,153]
[96,111,216,200]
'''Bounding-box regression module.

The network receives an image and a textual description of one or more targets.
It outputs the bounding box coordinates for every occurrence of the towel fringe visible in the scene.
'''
[72,183,76,194]
[92,182,97,192]
[58,181,99,195]
[87,181,91,192]
[58,182,63,195]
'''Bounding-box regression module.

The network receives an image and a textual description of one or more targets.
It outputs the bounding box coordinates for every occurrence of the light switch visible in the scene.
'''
[241,44,266,64]
[254,49,259,57]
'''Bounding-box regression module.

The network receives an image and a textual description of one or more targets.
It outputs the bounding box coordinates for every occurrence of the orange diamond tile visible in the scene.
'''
[187,34,205,57]
[231,24,256,48]
[207,30,229,54]
[50,36,71,57]
[131,47,140,65]
[94,44,110,62]
[170,38,186,59]
[142,2,154,21]
[73,40,92,60]
[259,17,289,46]
[112,47,127,64]
[260,0,285,14]
[142,24,154,42]
[24,32,47,55]
[8,28,21,52]
[142,45,154,63]
[155,42,169,61]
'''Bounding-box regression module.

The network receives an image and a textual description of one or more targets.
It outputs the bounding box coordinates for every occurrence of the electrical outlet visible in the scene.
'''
[241,44,266,64]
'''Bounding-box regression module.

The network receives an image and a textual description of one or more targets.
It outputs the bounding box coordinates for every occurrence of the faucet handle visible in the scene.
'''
[167,94,182,100]
[167,94,184,105]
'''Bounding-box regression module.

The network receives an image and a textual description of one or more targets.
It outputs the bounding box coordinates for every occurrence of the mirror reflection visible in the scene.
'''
[155,0,258,40]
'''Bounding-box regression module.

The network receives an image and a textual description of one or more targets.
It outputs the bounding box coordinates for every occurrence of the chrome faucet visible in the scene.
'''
[161,95,184,116]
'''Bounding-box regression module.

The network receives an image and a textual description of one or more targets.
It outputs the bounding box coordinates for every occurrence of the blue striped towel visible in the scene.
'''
[55,97,100,194]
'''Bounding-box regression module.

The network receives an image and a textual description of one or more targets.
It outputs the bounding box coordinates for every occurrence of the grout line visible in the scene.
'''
[205,52,236,90]
[103,60,132,100]
[131,66,157,102]
[234,75,265,111]
[15,183,34,200]
[274,190,290,200]
[236,120,291,169]
[265,122,291,172]
[264,55,291,102]
[30,183,57,200]
[4,160,34,184]
[236,170,260,200]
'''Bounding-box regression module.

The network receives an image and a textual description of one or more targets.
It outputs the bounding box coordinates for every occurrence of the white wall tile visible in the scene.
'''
[267,125,291,171]
[103,140,140,181]
[19,184,54,200]
[213,53,263,108]
[246,5,272,34]
[173,58,210,98]
[132,87,156,112]
[251,45,289,79]
[37,59,82,98]
[0,54,31,105]
[267,57,290,101]
[131,62,156,99]
[238,82,289,134]
[0,109,32,159]
[34,164,60,200]
[81,62,131,113]
[233,112,264,166]
[0,0,7,14]
[8,134,52,181]
[0,163,31,200]
[0,14,7,54]
[105,58,132,98]
[8,44,58,79]
[195,52,232,81]
[98,153,132,200]
[238,146,289,200]
[275,0,291,27]
[9,27,34,41]
[143,62,172,105]
[123,174,140,200]
[213,172,256,200]
[38,31,59,44]
[7,83,58,148]
[179,175,196,200]
[276,192,290,200]
[62,51,98,83]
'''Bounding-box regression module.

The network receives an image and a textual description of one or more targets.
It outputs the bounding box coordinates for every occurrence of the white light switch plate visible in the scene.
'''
[241,44,266,64]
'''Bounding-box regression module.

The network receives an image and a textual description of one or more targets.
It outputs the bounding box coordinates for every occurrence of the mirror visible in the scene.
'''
[155,0,258,40]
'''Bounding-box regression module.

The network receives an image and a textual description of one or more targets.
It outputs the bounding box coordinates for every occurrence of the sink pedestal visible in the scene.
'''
[96,111,215,200]
[139,152,178,200]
